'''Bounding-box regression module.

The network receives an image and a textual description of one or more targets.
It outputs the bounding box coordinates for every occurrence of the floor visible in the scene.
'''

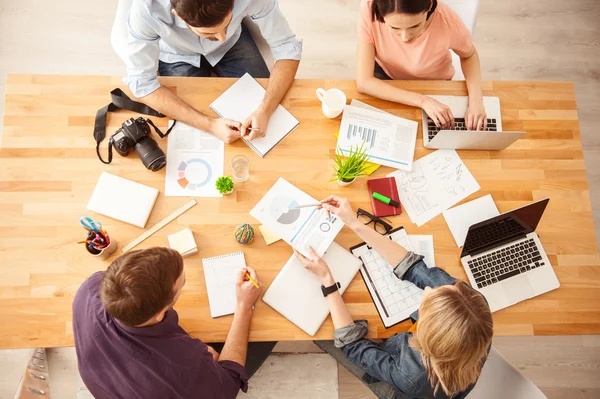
[0,0,599,398]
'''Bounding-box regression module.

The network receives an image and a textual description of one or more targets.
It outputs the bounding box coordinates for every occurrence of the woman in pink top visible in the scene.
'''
[356,0,487,130]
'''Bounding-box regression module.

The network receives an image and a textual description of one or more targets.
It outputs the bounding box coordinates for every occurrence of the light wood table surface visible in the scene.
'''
[1,75,599,349]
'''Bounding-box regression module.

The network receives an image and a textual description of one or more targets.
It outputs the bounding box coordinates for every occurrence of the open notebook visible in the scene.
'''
[210,73,299,157]
[202,251,246,318]
[262,242,361,336]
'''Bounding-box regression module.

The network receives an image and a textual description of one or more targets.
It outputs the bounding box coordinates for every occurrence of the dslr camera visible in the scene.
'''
[110,117,167,171]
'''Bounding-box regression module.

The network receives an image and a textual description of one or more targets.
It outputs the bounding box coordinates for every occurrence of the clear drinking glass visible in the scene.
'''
[232,155,250,182]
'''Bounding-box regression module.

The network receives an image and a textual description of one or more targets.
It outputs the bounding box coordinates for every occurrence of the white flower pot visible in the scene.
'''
[337,178,356,187]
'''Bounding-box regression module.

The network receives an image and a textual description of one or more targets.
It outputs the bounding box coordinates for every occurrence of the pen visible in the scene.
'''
[245,273,260,289]
[373,192,400,208]
[291,203,323,210]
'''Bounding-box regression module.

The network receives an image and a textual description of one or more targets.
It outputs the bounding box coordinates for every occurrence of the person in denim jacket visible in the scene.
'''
[294,196,493,399]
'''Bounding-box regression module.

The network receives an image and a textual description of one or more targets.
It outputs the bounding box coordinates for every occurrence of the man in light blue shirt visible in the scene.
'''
[125,0,302,143]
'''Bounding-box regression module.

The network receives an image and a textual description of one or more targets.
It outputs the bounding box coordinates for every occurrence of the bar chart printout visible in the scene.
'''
[337,104,418,171]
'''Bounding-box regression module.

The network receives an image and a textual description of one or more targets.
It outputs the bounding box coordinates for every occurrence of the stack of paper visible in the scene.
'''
[210,73,299,157]
[168,228,198,257]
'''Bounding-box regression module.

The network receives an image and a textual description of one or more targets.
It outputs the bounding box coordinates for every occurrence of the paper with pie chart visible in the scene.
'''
[250,178,344,258]
[165,122,224,197]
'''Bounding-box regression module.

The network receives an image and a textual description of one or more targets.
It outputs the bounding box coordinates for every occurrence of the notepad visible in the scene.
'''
[259,225,281,245]
[209,73,299,157]
[87,172,159,228]
[202,251,246,318]
[168,228,198,257]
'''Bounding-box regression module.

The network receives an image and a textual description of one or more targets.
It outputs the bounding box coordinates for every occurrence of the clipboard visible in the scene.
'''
[350,227,424,328]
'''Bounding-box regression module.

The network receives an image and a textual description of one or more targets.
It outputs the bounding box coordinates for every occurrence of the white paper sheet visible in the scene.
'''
[165,122,224,197]
[249,178,343,258]
[443,194,500,247]
[409,235,435,268]
[337,104,417,171]
[387,150,480,227]
[209,73,299,157]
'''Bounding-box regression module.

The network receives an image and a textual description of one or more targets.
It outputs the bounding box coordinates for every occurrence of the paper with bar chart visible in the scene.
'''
[165,122,224,197]
[250,178,344,258]
[336,104,418,171]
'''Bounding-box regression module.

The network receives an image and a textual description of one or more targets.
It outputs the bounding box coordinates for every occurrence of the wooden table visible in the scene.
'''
[1,75,599,349]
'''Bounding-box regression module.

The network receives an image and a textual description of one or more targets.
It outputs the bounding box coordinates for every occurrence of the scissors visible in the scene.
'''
[80,216,103,233]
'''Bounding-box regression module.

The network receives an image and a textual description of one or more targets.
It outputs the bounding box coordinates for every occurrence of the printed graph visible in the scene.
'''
[346,123,377,149]
[177,158,212,190]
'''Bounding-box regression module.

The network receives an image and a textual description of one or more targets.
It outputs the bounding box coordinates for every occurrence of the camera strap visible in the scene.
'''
[94,88,176,164]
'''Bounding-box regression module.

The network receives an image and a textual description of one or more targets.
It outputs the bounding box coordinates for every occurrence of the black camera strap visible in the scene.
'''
[94,89,176,164]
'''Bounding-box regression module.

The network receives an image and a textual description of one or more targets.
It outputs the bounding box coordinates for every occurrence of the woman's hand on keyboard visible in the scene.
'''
[420,96,454,129]
[466,98,487,130]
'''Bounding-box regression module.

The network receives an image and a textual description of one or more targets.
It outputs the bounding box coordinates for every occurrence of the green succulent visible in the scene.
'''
[330,143,370,183]
[216,176,234,194]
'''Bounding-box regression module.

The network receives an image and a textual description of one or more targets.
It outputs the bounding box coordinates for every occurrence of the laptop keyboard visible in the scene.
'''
[463,217,525,254]
[427,117,498,141]
[467,238,545,289]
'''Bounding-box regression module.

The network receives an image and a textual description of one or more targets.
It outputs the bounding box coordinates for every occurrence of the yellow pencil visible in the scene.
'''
[245,273,259,289]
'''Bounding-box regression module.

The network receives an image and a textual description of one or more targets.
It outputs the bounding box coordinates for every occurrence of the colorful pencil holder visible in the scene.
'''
[85,239,118,260]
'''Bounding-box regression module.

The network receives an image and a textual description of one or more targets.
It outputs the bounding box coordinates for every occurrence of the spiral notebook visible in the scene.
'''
[202,251,247,318]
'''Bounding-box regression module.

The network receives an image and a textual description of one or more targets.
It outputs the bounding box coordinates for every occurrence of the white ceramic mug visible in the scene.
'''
[316,88,347,118]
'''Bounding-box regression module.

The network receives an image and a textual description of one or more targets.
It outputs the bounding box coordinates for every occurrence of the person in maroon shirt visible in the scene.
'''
[73,247,274,399]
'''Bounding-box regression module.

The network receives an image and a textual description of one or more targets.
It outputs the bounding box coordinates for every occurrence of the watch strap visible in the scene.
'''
[321,282,341,297]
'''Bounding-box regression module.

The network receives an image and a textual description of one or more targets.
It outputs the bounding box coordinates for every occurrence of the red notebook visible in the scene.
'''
[367,177,402,218]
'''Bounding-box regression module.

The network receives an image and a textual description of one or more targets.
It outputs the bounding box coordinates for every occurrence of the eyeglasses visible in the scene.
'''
[357,208,393,235]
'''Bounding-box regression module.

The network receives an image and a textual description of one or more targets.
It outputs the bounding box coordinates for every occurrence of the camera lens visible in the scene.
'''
[134,137,167,172]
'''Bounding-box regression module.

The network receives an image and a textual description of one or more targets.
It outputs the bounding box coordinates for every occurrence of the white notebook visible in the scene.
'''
[262,242,361,336]
[209,73,299,157]
[87,172,159,228]
[202,251,246,318]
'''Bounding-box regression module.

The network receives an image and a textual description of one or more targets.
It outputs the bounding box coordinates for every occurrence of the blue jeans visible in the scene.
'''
[374,62,392,80]
[158,24,270,78]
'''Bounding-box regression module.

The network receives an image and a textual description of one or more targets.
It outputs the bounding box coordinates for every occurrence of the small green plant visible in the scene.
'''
[216,176,234,194]
[331,143,370,183]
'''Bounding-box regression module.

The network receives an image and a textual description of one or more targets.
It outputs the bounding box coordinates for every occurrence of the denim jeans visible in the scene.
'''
[158,23,270,79]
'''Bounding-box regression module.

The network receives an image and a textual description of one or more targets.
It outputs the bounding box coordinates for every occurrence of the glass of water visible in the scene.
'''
[232,155,250,182]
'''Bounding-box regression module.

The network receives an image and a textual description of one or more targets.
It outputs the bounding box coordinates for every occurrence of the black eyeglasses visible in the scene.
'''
[357,208,393,235]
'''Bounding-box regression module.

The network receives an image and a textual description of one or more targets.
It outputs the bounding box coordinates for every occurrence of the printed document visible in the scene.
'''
[165,122,224,197]
[443,194,499,247]
[250,178,343,258]
[337,103,417,171]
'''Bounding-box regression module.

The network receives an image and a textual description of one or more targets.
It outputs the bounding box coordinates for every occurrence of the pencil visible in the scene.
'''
[291,203,322,209]
[245,272,260,289]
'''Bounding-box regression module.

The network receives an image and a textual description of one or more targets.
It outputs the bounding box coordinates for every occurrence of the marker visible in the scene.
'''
[245,273,260,289]
[373,192,400,208]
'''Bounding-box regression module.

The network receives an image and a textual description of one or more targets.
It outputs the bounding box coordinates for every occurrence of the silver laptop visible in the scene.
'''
[460,198,560,312]
[423,95,526,150]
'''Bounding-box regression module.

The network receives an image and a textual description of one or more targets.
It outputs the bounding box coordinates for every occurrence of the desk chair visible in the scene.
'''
[110,0,274,72]
[467,347,548,399]
[444,0,480,80]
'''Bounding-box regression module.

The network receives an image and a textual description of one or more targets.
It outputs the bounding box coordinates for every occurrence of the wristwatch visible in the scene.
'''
[321,282,341,297]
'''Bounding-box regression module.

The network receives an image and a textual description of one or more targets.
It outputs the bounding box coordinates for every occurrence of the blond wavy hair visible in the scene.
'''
[409,281,493,397]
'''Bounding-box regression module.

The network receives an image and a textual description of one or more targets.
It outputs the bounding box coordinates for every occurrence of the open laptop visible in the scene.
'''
[422,95,526,150]
[460,198,560,312]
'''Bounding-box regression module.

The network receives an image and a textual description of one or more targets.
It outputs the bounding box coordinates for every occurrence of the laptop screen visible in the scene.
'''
[461,198,550,257]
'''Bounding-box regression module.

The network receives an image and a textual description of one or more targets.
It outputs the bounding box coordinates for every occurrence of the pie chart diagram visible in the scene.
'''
[177,158,212,190]
[270,196,301,225]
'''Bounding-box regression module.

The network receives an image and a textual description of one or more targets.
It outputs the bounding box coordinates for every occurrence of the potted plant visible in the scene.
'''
[216,176,234,195]
[331,143,370,186]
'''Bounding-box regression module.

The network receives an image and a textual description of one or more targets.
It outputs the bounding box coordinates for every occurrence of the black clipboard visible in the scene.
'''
[350,227,422,329]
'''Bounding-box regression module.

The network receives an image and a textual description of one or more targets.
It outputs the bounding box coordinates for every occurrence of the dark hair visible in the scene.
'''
[100,247,184,327]
[371,0,438,23]
[170,0,234,28]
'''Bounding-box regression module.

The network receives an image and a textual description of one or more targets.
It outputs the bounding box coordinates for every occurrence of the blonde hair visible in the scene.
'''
[409,281,493,397]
